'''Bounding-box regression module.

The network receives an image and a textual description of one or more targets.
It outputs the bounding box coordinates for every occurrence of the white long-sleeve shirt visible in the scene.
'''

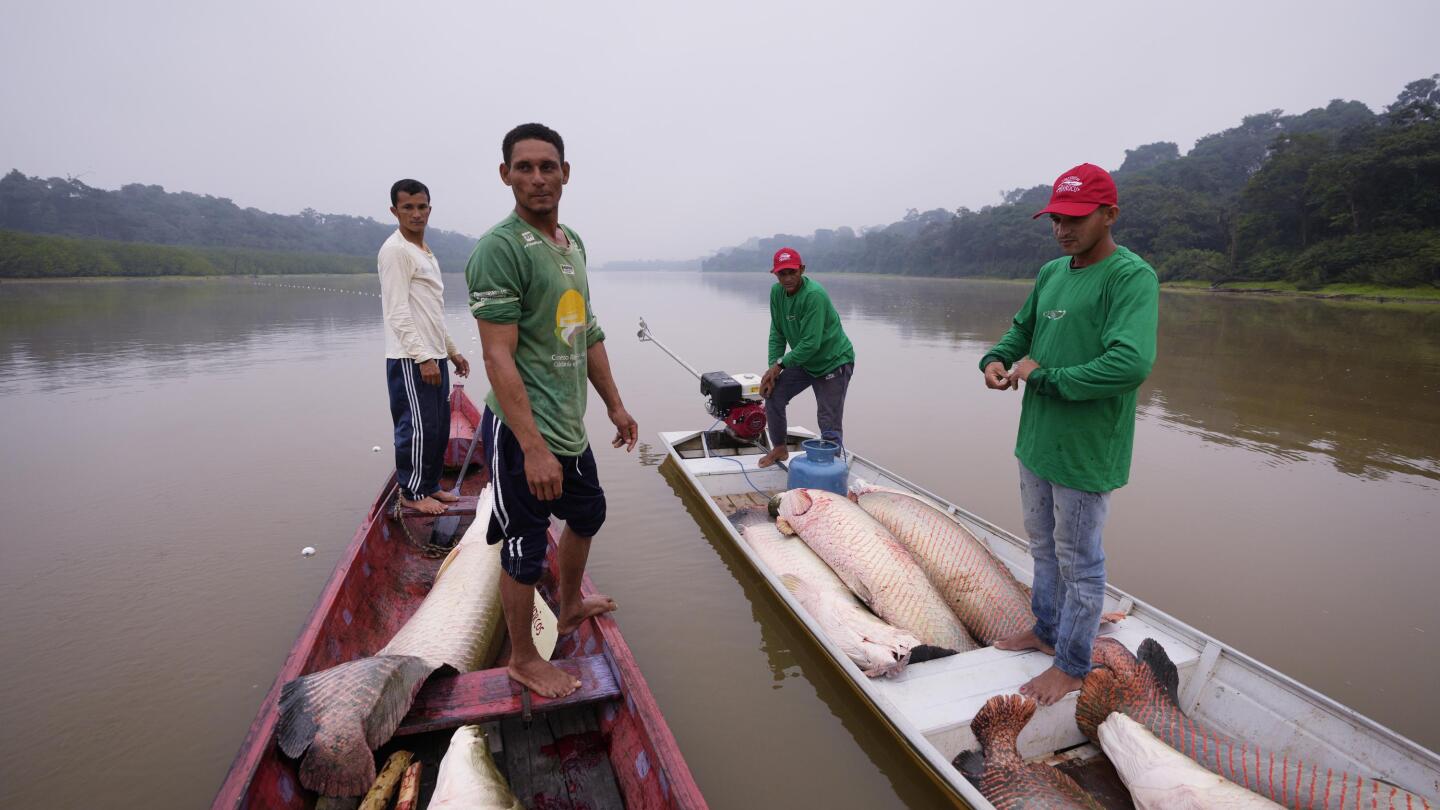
[378,230,458,361]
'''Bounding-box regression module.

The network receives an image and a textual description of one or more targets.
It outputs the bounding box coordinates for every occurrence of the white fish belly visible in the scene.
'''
[742,518,919,675]
[1098,712,1283,809]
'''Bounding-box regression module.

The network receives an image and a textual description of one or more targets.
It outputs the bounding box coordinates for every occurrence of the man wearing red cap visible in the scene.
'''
[979,163,1159,706]
[758,247,855,468]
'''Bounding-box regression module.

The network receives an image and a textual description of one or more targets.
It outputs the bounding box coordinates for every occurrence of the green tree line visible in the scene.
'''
[0,229,372,278]
[704,75,1440,289]
[0,171,478,274]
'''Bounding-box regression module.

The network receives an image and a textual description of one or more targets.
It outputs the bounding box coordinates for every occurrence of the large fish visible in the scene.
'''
[277,487,506,796]
[737,510,921,676]
[852,481,1033,645]
[1098,711,1283,809]
[1078,638,1435,810]
[429,725,525,809]
[776,488,976,652]
[954,694,1102,809]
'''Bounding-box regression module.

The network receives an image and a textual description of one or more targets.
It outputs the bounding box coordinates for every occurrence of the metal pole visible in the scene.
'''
[636,317,701,379]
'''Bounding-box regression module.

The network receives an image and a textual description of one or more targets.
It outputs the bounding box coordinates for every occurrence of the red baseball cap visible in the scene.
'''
[1032,163,1117,219]
[772,247,803,273]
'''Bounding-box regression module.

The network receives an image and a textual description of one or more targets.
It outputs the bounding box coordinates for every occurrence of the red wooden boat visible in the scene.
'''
[214,385,706,809]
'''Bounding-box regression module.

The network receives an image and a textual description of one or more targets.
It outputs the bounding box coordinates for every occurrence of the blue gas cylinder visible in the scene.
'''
[786,439,849,495]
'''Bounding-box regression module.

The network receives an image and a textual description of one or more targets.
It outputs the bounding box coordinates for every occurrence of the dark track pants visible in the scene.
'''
[765,362,854,447]
[387,358,450,501]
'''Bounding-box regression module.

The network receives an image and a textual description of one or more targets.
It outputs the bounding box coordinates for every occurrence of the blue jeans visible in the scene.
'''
[1018,460,1111,678]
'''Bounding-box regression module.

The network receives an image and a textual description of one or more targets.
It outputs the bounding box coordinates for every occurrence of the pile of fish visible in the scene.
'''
[738,511,921,676]
[957,636,1434,809]
[737,483,1038,678]
[1076,638,1434,810]
[851,481,1034,645]
[276,487,506,796]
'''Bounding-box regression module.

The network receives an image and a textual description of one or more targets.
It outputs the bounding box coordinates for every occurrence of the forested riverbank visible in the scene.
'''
[0,171,477,278]
[705,75,1440,292]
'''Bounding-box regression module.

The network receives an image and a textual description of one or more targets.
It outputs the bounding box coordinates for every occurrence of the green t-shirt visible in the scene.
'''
[980,246,1159,493]
[767,277,856,375]
[466,212,606,457]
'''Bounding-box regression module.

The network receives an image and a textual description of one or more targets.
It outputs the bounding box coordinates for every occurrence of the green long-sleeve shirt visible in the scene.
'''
[980,246,1159,492]
[768,277,855,375]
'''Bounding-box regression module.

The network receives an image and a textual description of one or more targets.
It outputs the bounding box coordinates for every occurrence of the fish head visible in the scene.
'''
[776,489,816,521]
[1095,712,1162,777]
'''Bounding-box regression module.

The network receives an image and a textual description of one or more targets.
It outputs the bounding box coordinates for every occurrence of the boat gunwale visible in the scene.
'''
[214,389,706,809]
[660,427,1440,809]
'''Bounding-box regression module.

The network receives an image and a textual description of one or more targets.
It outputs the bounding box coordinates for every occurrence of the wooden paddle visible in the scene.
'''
[430,418,483,548]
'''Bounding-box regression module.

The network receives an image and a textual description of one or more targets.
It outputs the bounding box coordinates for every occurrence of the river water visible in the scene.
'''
[0,272,1436,808]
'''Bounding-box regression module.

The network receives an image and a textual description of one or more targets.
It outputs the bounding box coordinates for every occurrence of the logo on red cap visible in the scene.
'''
[1033,163,1117,219]
[772,247,804,273]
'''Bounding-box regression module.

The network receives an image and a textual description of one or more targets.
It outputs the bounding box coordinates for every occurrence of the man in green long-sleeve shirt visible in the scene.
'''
[758,247,855,468]
[980,163,1158,706]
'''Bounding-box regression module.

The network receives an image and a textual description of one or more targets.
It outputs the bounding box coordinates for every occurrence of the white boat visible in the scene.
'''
[658,425,1440,809]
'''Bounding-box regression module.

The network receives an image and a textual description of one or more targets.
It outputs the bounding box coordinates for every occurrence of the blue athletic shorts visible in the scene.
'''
[480,406,606,585]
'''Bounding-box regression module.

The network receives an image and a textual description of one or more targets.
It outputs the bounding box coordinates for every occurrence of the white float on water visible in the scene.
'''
[301,547,317,557]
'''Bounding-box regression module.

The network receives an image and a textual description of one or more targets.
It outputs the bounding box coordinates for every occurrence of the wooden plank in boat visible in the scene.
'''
[397,494,480,518]
[393,655,619,736]
[549,708,626,809]
[500,709,624,810]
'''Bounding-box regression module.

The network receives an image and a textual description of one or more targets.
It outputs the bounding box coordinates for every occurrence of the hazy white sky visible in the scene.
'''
[3,0,1435,263]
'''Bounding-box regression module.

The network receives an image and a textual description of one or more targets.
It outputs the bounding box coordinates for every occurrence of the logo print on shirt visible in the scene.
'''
[1057,176,1083,194]
[1044,309,1067,320]
[560,263,575,275]
[520,231,541,248]
[554,289,587,347]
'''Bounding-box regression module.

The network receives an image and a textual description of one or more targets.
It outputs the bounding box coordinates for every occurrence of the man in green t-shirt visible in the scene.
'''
[467,123,638,700]
[758,247,856,468]
[979,163,1158,706]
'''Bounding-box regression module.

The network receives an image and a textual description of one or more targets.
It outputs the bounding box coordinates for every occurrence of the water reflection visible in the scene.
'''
[690,272,1440,484]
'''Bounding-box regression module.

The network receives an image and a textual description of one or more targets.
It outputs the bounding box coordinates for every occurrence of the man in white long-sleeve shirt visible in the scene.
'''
[380,178,469,515]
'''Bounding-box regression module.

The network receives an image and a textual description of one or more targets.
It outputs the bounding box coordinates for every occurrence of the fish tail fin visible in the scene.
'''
[908,644,958,663]
[1136,638,1181,706]
[277,654,438,795]
[970,694,1035,758]
[953,748,986,783]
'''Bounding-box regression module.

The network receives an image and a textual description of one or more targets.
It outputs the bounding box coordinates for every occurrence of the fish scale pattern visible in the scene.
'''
[958,694,1104,809]
[1077,638,1435,810]
[737,510,920,676]
[856,486,1034,644]
[778,488,976,652]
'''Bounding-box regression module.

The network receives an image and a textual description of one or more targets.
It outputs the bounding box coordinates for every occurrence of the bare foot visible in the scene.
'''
[757,447,790,468]
[508,657,580,699]
[401,495,448,515]
[430,490,460,503]
[992,628,1055,655]
[1018,665,1084,706]
[558,594,618,635]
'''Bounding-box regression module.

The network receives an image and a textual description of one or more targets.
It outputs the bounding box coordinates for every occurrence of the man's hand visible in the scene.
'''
[983,361,1013,391]
[1007,357,1040,387]
[419,359,442,385]
[609,406,638,452]
[449,352,470,378]
[760,363,783,398]
[524,445,564,501]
